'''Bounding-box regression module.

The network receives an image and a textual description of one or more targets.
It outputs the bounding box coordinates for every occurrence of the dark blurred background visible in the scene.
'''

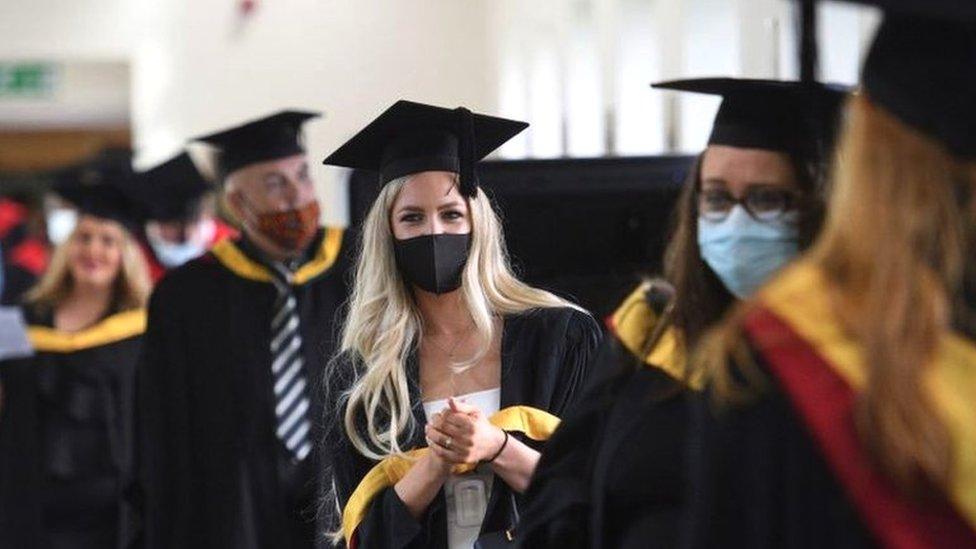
[349,156,692,319]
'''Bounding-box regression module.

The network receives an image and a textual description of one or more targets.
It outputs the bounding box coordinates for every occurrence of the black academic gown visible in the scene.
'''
[133,228,349,549]
[0,305,144,549]
[680,258,965,548]
[516,338,691,549]
[679,362,876,549]
[532,358,875,549]
[324,306,602,549]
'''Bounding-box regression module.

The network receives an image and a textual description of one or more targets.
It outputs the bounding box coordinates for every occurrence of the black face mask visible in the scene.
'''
[393,233,471,295]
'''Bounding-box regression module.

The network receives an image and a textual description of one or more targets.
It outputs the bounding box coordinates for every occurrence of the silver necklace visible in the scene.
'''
[425,321,475,359]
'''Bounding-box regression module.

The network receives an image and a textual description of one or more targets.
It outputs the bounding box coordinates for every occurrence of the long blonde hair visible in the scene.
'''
[702,93,974,498]
[339,176,577,460]
[26,216,151,312]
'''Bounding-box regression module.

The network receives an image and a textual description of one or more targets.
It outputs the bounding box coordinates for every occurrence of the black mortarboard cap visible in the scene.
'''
[194,110,320,177]
[835,0,976,159]
[52,148,141,231]
[652,78,849,154]
[131,152,213,222]
[322,100,529,197]
[835,0,976,19]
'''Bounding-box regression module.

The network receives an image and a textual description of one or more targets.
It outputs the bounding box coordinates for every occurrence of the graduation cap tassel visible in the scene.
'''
[454,107,479,197]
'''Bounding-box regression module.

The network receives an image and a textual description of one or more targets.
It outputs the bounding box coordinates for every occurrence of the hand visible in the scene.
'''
[421,443,454,477]
[424,398,506,465]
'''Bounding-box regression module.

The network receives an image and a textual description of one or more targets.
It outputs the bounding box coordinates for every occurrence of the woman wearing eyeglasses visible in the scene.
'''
[517,79,848,549]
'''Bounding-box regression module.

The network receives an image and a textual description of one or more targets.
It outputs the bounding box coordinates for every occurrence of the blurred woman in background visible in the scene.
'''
[517,79,847,548]
[0,172,150,548]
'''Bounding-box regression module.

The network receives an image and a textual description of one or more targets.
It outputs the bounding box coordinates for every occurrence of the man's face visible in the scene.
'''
[225,154,316,219]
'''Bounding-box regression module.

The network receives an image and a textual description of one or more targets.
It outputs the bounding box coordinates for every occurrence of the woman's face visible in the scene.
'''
[390,171,472,240]
[66,215,126,290]
[698,145,800,221]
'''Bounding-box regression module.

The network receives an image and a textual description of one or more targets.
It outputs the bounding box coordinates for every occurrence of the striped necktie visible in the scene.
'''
[269,263,312,461]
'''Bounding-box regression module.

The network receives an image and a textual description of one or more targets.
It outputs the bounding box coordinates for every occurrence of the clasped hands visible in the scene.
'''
[424,397,506,466]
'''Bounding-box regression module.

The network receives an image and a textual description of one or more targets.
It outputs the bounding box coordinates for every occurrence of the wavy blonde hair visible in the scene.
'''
[26,216,151,312]
[339,176,578,460]
[700,93,975,498]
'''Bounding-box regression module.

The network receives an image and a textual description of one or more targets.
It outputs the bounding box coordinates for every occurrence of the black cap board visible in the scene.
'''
[834,0,976,19]
[131,152,213,222]
[855,2,976,159]
[652,78,849,154]
[52,149,141,231]
[194,110,320,177]
[322,100,529,197]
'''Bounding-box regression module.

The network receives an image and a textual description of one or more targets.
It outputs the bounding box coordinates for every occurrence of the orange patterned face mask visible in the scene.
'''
[252,200,321,252]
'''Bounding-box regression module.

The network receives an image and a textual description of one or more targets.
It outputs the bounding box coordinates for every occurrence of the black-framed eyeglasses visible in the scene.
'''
[698,186,801,223]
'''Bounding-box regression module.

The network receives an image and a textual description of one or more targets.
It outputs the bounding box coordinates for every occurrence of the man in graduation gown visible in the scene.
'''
[132,110,350,549]
[130,151,237,283]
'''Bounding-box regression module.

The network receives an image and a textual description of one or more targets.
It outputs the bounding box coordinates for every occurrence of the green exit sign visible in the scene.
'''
[0,63,58,97]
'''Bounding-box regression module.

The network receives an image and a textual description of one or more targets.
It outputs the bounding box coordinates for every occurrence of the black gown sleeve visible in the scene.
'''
[0,354,44,548]
[516,394,605,546]
[516,339,632,549]
[320,353,428,549]
[518,334,690,549]
[546,308,604,417]
[131,278,195,549]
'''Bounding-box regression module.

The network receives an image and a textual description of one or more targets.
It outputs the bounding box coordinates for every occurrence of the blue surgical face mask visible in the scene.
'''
[149,238,207,268]
[697,205,800,299]
[146,219,215,268]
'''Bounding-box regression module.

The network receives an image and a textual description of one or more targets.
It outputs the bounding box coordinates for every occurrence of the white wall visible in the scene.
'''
[0,0,135,60]
[0,0,882,221]
[0,0,133,129]
[493,0,881,156]
[0,61,129,128]
[130,0,495,225]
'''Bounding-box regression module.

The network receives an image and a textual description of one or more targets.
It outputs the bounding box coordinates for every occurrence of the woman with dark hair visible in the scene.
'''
[516,79,847,549]
[616,79,841,372]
